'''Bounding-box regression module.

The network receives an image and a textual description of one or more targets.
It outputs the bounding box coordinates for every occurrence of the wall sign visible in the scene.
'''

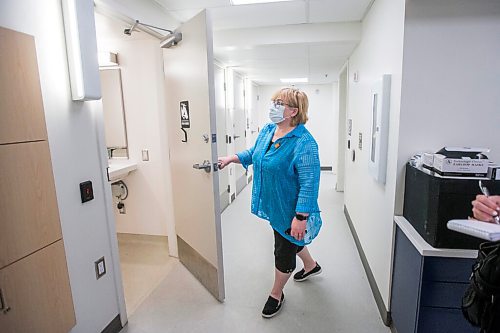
[180,101,190,128]
[180,101,189,142]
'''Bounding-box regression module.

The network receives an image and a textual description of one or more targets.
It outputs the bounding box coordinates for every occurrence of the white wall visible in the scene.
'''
[96,13,174,236]
[256,84,338,168]
[343,0,405,310]
[395,0,500,213]
[0,1,121,331]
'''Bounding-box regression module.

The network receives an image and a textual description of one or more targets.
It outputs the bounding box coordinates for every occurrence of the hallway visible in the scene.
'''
[120,172,391,333]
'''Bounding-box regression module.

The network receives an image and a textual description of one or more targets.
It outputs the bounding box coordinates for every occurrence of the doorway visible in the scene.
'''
[94,10,176,316]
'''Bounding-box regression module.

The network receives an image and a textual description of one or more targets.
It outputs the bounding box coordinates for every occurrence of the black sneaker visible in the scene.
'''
[293,262,322,282]
[261,293,284,318]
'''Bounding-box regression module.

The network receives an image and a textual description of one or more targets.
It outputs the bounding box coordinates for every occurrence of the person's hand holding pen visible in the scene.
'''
[472,195,500,223]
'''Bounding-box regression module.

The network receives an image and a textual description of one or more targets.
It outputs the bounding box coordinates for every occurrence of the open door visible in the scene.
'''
[162,10,224,301]
[336,63,348,192]
[215,63,229,211]
[232,71,246,195]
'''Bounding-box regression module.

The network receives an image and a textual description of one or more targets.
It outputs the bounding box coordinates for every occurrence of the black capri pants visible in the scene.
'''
[274,229,304,273]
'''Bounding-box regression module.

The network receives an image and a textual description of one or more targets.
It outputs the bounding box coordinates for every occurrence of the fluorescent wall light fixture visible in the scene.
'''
[62,0,101,101]
[231,0,293,5]
[280,78,309,83]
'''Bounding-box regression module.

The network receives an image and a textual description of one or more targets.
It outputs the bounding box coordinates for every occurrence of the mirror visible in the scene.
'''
[100,68,128,158]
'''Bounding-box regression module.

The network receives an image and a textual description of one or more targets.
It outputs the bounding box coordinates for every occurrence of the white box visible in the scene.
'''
[433,154,489,176]
[422,153,434,169]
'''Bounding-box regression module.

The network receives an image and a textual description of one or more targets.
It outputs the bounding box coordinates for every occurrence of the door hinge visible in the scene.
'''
[227,185,230,193]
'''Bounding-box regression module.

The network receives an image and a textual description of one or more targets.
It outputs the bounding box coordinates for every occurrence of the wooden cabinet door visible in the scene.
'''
[0,240,75,333]
[0,141,62,268]
[0,26,47,145]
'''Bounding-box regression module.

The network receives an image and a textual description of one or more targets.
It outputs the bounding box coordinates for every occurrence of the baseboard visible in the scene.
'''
[236,175,246,195]
[101,314,122,333]
[320,166,333,171]
[344,205,392,326]
[177,236,220,300]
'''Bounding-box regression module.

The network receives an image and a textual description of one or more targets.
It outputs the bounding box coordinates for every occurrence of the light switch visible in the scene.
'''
[80,181,94,203]
[142,149,149,161]
[95,257,106,279]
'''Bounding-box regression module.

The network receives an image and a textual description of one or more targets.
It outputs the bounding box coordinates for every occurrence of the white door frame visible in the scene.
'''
[336,61,349,192]
[93,2,179,325]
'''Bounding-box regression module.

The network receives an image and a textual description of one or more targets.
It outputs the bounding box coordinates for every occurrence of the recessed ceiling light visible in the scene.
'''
[230,0,293,5]
[280,78,308,83]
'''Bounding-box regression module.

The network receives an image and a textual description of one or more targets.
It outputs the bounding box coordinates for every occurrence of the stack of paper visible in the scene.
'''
[447,219,500,241]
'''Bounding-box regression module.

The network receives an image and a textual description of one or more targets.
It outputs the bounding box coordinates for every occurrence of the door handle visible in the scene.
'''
[193,160,211,173]
[233,135,241,139]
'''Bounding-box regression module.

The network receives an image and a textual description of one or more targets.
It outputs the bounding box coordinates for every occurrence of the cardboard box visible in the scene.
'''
[433,154,488,177]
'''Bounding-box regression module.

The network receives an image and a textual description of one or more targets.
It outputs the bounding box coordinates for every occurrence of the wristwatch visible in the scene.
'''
[295,213,308,221]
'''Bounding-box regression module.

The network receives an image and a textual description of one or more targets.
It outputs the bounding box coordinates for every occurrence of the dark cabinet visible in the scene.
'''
[391,217,478,333]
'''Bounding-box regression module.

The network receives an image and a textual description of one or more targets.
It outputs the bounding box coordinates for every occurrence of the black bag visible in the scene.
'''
[462,241,500,333]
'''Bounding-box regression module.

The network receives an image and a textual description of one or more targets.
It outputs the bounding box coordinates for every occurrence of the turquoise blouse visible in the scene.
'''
[236,123,322,246]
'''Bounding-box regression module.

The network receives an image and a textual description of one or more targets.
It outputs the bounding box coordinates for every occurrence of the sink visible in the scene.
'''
[107,159,138,182]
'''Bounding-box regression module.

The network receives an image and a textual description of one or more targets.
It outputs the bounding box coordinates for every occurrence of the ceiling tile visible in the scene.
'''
[308,0,373,23]
[210,1,307,30]
[153,0,230,11]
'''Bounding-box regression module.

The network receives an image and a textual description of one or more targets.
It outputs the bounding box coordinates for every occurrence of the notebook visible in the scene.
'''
[447,219,500,241]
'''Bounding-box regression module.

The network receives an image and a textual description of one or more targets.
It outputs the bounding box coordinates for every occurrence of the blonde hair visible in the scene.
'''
[271,87,309,126]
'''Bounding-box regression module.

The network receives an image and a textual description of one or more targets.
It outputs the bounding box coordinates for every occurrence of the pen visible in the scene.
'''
[479,180,500,224]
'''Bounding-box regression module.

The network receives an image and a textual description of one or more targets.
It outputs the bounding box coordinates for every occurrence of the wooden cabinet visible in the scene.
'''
[0,241,75,333]
[0,27,47,145]
[0,141,62,268]
[0,26,75,333]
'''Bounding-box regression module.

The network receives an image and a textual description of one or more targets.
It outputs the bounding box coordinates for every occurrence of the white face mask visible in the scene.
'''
[269,102,287,124]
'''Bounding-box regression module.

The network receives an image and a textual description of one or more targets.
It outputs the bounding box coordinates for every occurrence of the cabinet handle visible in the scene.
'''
[0,288,11,314]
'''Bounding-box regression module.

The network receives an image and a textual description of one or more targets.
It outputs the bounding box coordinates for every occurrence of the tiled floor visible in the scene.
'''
[117,234,174,315]
[119,172,391,333]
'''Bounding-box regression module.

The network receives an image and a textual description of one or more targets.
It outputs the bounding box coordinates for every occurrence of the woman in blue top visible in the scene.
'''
[218,87,323,318]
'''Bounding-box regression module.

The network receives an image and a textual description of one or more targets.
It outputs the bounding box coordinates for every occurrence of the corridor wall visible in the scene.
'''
[343,0,405,318]
[256,84,338,169]
[0,0,178,331]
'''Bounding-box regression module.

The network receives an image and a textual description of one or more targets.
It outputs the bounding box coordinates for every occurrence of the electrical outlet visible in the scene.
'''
[95,257,106,280]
